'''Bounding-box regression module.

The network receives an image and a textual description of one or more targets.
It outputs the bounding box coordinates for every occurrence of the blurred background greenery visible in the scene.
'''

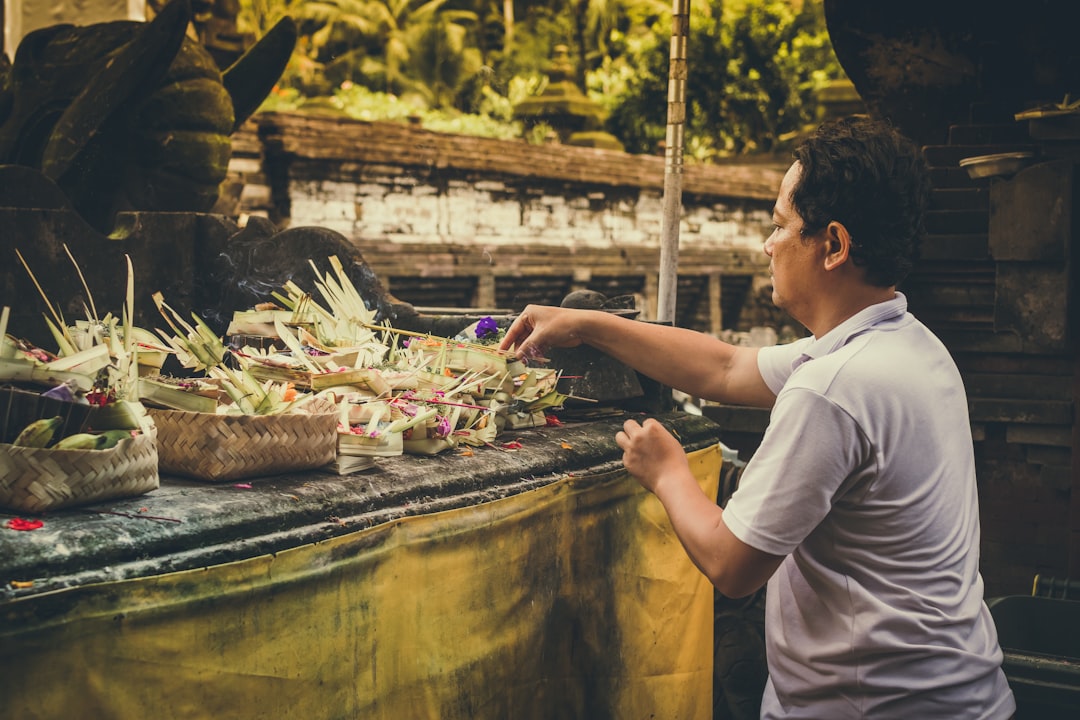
[242,0,849,160]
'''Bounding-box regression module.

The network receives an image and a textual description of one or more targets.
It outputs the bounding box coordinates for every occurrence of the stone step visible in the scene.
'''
[929,166,985,189]
[967,100,1031,126]
[931,187,989,211]
[906,259,996,317]
[922,143,1041,167]
[925,208,989,234]
[947,123,1029,146]
[910,306,996,330]
[920,233,990,260]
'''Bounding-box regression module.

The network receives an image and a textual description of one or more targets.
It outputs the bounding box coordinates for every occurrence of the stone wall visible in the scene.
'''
[225,112,790,334]
[283,167,768,254]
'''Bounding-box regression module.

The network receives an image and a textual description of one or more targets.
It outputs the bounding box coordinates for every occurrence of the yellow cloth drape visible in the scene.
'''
[2,444,721,719]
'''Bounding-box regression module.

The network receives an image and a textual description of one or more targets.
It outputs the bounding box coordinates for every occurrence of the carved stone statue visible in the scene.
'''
[0,0,422,352]
[0,0,295,233]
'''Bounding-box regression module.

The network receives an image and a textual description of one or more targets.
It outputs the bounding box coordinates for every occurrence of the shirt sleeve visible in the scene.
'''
[722,386,874,556]
[757,338,811,396]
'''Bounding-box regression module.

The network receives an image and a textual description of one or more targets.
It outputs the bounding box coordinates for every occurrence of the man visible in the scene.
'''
[499,117,1015,718]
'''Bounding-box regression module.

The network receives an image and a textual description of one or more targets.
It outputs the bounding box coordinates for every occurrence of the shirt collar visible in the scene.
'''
[791,292,908,371]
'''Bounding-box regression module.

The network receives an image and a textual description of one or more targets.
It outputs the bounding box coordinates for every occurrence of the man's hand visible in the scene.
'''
[617,416,785,598]
[615,417,691,494]
[499,304,586,360]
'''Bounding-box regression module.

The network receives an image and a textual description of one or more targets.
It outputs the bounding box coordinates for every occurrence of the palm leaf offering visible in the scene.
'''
[151,291,229,373]
[223,255,570,458]
[1,248,155,448]
[6,250,572,467]
[147,294,309,417]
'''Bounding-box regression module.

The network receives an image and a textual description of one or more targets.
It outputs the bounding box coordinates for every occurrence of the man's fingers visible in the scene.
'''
[641,417,665,432]
[498,323,525,352]
[498,310,533,352]
[617,420,644,455]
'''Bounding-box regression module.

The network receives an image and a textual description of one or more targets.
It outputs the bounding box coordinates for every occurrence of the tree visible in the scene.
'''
[241,1,847,157]
[593,1,846,157]
[402,10,483,108]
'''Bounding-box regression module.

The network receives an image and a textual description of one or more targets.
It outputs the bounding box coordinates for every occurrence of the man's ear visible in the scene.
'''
[823,220,852,271]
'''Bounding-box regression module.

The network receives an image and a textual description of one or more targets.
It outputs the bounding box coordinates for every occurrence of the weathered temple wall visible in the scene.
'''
[279,162,773,253]
[226,112,789,334]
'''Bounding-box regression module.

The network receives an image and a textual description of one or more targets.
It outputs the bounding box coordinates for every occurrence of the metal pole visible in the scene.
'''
[656,0,690,325]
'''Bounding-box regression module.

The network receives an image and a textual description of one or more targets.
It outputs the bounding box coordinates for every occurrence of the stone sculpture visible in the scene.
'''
[0,0,425,352]
[0,0,295,233]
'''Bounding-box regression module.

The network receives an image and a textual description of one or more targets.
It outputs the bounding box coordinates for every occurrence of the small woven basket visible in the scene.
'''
[147,398,339,482]
[0,429,159,513]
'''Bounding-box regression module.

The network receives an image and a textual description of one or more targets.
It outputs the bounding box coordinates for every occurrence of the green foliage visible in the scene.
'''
[238,0,300,35]
[334,81,428,118]
[242,1,848,158]
[420,108,521,139]
[590,1,847,157]
[258,81,523,140]
[259,84,307,111]
[401,11,483,108]
[587,17,669,155]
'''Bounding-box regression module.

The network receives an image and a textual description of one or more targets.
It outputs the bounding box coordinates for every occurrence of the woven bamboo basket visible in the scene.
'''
[0,429,159,513]
[147,398,339,482]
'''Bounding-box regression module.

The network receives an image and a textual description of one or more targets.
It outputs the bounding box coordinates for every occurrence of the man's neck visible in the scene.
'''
[805,286,896,339]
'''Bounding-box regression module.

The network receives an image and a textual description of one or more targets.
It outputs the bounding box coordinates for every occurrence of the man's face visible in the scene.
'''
[763,162,825,319]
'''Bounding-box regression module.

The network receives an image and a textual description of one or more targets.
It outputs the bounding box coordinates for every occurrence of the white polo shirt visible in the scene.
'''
[723,293,1015,719]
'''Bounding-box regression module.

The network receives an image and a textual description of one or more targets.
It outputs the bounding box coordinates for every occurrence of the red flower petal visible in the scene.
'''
[7,518,43,531]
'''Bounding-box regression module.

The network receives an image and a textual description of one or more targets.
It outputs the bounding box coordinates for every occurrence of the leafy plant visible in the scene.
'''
[243,1,849,158]
[590,0,847,156]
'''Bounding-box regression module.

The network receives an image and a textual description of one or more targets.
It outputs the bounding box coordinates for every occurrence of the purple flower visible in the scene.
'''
[42,381,77,403]
[475,316,499,339]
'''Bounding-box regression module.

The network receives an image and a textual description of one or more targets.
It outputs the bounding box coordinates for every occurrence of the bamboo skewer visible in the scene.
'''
[358,322,514,355]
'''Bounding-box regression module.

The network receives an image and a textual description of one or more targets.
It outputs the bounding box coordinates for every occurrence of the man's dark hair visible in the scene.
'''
[791,116,931,287]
